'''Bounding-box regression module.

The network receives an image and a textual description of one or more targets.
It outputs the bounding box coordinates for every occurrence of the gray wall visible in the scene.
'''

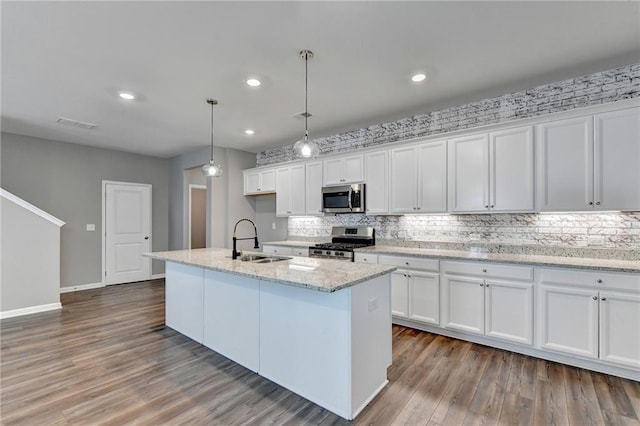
[254,194,288,243]
[1,198,60,311]
[0,132,169,288]
[169,146,256,251]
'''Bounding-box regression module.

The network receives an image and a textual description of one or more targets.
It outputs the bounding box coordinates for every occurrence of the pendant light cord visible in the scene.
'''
[304,52,309,139]
[210,102,214,161]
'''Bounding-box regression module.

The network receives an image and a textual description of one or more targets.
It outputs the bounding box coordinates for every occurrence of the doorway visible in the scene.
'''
[102,181,152,285]
[189,184,207,249]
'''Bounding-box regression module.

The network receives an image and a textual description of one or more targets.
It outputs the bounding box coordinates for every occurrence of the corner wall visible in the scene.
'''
[0,132,169,289]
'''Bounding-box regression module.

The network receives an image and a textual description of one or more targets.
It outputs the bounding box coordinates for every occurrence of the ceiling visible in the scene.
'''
[2,1,639,159]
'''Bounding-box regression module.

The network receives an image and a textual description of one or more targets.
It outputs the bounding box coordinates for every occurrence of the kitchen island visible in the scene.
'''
[146,248,396,420]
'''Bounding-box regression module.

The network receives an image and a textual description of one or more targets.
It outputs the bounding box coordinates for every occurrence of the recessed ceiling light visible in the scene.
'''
[246,78,261,87]
[411,73,427,83]
[119,91,135,100]
[245,129,255,135]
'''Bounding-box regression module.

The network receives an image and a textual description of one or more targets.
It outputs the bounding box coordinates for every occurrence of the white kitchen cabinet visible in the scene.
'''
[364,150,389,214]
[537,268,640,369]
[441,261,534,345]
[243,168,276,195]
[378,255,440,326]
[262,245,293,256]
[354,252,378,264]
[538,107,640,212]
[165,262,204,343]
[449,126,534,213]
[390,140,447,213]
[275,164,306,217]
[323,154,364,186]
[305,161,324,215]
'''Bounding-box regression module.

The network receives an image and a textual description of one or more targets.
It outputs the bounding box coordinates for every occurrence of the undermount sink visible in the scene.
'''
[239,254,291,263]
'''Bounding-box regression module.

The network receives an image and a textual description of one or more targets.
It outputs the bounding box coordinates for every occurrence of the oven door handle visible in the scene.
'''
[348,187,353,211]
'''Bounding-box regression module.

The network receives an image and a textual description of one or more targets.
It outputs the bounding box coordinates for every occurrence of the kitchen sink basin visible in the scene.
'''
[239,254,291,263]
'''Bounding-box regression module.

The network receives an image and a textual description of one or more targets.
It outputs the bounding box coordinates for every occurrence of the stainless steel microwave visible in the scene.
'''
[322,184,365,213]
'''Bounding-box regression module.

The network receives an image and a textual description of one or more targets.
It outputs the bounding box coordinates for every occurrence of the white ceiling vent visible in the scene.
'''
[56,117,97,130]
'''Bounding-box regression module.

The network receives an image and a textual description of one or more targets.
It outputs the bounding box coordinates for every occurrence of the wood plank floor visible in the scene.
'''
[1,280,639,425]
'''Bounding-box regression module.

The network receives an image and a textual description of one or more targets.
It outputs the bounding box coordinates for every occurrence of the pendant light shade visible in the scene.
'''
[202,98,223,177]
[293,50,319,159]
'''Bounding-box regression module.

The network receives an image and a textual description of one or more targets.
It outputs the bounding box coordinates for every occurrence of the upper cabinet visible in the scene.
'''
[244,168,276,195]
[390,140,447,214]
[364,151,389,214]
[305,161,324,216]
[537,107,640,212]
[449,126,534,214]
[323,154,364,186]
[275,165,306,217]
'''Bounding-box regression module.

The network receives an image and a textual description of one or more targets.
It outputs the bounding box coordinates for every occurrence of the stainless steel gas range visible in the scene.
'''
[308,226,375,261]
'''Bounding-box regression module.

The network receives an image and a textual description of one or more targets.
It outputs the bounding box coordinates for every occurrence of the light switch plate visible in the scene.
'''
[86,224,95,231]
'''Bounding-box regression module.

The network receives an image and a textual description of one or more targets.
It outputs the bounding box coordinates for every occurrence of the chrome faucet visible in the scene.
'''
[232,218,259,259]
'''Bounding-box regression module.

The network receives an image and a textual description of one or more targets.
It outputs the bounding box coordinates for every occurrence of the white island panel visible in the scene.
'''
[203,270,260,372]
[165,262,204,343]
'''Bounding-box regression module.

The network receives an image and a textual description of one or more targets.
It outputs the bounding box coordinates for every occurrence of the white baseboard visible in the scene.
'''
[0,302,62,319]
[60,282,104,293]
[151,273,166,280]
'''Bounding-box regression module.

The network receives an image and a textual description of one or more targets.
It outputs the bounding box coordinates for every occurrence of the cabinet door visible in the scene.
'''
[305,161,324,215]
[409,271,440,325]
[485,280,533,345]
[390,146,418,213]
[165,263,204,343]
[259,169,276,192]
[289,165,306,215]
[364,151,389,214]
[490,126,535,212]
[449,133,490,213]
[244,171,260,194]
[594,107,640,211]
[442,275,485,335]
[344,155,364,183]
[418,141,448,213]
[599,291,640,369]
[537,116,593,211]
[323,158,344,186]
[537,284,598,359]
[391,271,409,318]
[275,167,291,216]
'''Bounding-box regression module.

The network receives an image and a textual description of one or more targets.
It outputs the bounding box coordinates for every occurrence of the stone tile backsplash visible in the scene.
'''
[256,63,639,166]
[288,213,640,251]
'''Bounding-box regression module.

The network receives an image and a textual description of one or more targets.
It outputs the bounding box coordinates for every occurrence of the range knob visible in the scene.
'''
[336,251,344,257]
[326,251,332,256]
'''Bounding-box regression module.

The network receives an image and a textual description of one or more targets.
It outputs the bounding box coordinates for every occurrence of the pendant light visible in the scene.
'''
[293,50,320,159]
[202,98,223,177]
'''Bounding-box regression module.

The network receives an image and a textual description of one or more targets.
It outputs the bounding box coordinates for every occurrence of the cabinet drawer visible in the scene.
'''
[378,255,439,272]
[442,260,533,281]
[292,247,309,257]
[262,246,293,256]
[538,268,640,293]
[354,253,378,264]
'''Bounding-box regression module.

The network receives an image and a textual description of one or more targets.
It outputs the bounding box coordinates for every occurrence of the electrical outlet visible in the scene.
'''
[272,222,276,230]
[86,224,95,231]
[368,298,378,312]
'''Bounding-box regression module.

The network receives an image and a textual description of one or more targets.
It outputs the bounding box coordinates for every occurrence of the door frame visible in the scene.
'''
[102,180,153,285]
[188,184,207,249]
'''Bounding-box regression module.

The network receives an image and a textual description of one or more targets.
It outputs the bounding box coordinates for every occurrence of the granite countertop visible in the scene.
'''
[355,246,640,273]
[146,248,396,293]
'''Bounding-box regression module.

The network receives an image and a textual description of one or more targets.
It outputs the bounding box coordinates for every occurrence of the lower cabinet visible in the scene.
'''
[165,262,204,343]
[441,261,534,345]
[537,268,640,369]
[391,269,440,325]
[262,245,293,256]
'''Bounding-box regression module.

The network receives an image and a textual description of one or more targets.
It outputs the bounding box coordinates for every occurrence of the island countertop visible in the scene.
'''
[146,248,396,292]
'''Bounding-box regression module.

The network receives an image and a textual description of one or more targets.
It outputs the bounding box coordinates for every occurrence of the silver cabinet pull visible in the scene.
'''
[144,236,149,240]
[595,201,601,206]
[597,279,603,284]
[601,297,607,301]
[592,296,598,300]
[588,201,594,205]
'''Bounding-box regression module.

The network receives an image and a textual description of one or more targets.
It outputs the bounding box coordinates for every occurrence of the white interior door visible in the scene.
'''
[104,182,152,285]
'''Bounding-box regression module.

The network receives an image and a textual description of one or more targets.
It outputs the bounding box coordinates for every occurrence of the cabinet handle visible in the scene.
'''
[588,201,594,205]
[417,207,421,210]
[485,205,489,208]
[490,205,494,208]
[601,297,607,301]
[592,296,598,300]
[485,284,490,288]
[480,283,484,287]
[257,188,261,191]
[403,273,407,277]
[405,262,409,265]
[407,274,412,278]
[597,279,603,284]
[482,268,487,273]
[596,201,601,206]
